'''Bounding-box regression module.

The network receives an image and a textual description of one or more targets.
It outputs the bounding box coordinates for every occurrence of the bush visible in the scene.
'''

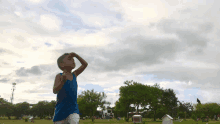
[91,116,95,122]
[125,118,129,122]
[200,113,205,118]
[25,118,28,122]
[191,114,197,121]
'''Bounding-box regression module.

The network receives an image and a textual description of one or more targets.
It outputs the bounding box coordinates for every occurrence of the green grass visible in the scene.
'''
[0,117,220,124]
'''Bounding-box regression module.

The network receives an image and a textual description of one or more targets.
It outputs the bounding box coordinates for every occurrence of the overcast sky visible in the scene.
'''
[0,0,220,112]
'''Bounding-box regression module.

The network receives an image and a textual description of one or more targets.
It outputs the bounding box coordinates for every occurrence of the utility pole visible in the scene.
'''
[11,82,16,104]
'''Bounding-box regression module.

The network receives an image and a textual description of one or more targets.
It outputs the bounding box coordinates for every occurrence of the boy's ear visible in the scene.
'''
[60,62,64,67]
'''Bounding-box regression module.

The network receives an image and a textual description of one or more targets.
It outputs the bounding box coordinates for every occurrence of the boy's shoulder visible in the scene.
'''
[55,73,62,78]
[72,71,77,77]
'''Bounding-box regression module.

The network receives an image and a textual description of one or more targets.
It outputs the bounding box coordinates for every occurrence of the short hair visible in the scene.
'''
[57,53,69,70]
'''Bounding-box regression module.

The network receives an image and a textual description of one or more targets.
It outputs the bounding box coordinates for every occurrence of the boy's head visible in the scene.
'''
[57,53,75,71]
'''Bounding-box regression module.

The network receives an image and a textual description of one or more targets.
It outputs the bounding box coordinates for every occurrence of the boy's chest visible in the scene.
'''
[65,74,78,88]
[66,75,73,81]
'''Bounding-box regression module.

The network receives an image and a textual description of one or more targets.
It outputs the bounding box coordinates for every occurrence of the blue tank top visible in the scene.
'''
[53,73,80,122]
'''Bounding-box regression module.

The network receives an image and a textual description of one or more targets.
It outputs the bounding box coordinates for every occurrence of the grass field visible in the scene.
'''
[0,117,220,124]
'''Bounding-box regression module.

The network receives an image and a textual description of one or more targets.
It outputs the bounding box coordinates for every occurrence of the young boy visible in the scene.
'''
[52,52,88,124]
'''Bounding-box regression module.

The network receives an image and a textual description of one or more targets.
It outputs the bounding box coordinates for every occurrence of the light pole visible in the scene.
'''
[11,82,16,104]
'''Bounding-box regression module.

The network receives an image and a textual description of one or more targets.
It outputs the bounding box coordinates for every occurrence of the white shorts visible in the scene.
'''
[54,113,80,124]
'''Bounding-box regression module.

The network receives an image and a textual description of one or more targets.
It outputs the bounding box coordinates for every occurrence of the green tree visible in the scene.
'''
[147,83,163,121]
[177,101,194,119]
[197,103,220,120]
[155,105,168,119]
[47,100,56,119]
[0,98,15,119]
[191,114,197,121]
[30,100,50,119]
[116,80,161,122]
[77,89,111,122]
[114,99,127,119]
[12,102,30,119]
[161,88,178,118]
[118,80,140,121]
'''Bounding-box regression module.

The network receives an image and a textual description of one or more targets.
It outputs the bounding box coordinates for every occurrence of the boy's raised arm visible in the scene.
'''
[70,52,88,77]
[70,52,88,66]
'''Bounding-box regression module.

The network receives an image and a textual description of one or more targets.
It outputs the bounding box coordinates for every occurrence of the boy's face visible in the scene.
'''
[61,54,76,70]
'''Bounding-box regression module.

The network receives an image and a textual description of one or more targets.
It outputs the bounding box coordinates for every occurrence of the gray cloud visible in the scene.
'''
[3,62,9,65]
[157,19,210,52]
[178,8,193,14]
[135,67,220,92]
[0,48,15,55]
[15,79,25,83]
[0,49,6,53]
[15,64,57,77]
[55,35,180,73]
[97,37,179,72]
[198,22,214,33]
[175,30,208,47]
[0,78,9,83]
[0,21,12,27]
[16,66,42,76]
[14,35,25,42]
[23,89,48,93]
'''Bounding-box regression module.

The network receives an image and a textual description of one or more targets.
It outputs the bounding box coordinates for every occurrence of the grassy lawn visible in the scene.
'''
[0,117,220,124]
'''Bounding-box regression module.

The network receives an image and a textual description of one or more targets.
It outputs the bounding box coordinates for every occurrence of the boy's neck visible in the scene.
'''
[63,70,72,74]
[63,72,71,74]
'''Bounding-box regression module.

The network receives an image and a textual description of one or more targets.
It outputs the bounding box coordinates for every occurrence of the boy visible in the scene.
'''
[52,52,88,124]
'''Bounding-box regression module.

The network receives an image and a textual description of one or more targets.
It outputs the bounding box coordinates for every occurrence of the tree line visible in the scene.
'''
[0,89,111,122]
[0,80,220,122]
[113,80,220,122]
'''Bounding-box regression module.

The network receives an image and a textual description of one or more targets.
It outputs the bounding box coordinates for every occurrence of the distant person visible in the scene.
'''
[52,52,88,124]
[31,117,34,123]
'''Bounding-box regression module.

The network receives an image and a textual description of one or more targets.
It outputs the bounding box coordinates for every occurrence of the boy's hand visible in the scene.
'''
[69,52,77,58]
[60,73,67,83]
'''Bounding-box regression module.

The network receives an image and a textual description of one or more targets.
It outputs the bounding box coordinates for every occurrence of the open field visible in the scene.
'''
[1,117,220,124]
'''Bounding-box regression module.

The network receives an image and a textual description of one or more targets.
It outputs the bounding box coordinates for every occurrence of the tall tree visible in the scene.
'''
[114,99,128,119]
[0,98,15,119]
[118,80,145,121]
[178,101,194,119]
[77,89,111,122]
[117,80,159,121]
[147,83,163,121]
[161,88,178,118]
[129,81,151,114]
[13,102,30,119]
[47,100,56,119]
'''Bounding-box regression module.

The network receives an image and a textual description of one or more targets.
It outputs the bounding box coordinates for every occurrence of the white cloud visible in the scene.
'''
[26,0,46,4]
[1,0,220,108]
[119,0,171,25]
[22,11,38,22]
[14,11,22,17]
[38,14,63,31]
[70,10,114,28]
[58,28,113,47]
[103,85,121,92]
